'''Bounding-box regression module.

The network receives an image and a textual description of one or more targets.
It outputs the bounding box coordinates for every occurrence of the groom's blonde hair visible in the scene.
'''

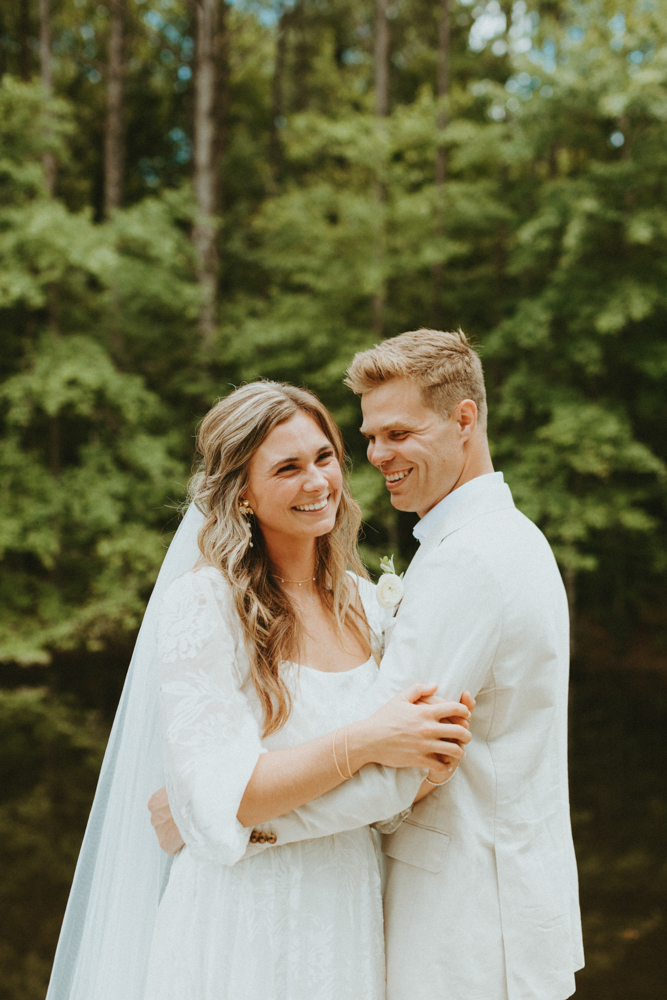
[345,328,487,432]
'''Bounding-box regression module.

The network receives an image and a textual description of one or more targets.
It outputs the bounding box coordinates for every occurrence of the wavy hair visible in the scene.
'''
[189,381,371,737]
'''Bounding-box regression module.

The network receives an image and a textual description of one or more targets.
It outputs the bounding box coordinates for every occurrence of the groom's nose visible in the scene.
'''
[368,437,393,468]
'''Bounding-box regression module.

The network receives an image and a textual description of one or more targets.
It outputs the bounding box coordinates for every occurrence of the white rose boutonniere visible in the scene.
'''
[376,555,405,611]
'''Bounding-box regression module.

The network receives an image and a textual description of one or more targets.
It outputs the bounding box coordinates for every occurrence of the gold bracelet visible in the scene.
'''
[332,729,349,781]
[343,724,352,779]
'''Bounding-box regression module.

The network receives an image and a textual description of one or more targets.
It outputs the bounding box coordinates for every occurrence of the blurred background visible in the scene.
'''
[0,0,666,996]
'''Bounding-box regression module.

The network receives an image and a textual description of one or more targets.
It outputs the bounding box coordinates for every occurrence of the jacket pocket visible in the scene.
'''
[382,820,451,874]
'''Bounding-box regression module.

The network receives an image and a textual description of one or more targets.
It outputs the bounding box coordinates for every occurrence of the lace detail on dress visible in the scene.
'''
[157,570,264,868]
[158,575,218,663]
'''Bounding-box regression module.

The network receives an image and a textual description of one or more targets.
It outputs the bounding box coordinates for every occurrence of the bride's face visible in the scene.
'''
[244,410,343,543]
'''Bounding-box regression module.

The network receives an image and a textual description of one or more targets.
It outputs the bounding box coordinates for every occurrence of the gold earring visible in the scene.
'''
[239,498,254,517]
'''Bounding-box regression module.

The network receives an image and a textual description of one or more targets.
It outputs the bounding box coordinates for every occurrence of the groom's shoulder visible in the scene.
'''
[436,503,556,569]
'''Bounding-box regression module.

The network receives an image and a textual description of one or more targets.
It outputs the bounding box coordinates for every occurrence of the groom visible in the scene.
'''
[152,329,584,1000]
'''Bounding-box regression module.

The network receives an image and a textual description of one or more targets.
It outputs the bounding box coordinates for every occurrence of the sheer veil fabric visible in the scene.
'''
[46,504,205,1000]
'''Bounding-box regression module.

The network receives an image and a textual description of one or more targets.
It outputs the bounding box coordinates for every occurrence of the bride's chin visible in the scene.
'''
[292,516,337,538]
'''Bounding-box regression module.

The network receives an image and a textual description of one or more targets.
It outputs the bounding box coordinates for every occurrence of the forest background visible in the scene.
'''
[0,0,666,996]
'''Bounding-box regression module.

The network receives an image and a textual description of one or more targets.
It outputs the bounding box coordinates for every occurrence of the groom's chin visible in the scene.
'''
[388,492,415,513]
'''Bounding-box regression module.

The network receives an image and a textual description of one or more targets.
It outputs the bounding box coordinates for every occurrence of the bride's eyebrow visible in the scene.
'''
[267,446,331,472]
[268,455,299,471]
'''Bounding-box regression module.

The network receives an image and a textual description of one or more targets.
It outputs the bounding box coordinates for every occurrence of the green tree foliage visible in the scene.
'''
[1,0,667,995]
[0,79,195,663]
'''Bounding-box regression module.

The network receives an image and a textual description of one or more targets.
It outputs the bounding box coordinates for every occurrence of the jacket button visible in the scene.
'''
[249,831,258,843]
[257,832,266,844]
[267,833,277,845]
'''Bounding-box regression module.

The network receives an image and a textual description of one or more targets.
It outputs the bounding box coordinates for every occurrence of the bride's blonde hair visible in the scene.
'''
[189,381,371,736]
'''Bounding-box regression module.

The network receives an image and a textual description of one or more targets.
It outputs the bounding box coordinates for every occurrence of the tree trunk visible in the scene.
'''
[215,0,229,198]
[192,0,220,353]
[431,0,449,327]
[19,0,32,81]
[292,1,309,113]
[374,0,390,119]
[269,9,289,190]
[373,0,390,337]
[104,0,125,216]
[38,0,56,195]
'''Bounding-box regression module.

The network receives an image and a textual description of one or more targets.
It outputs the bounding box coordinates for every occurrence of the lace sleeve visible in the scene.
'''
[157,569,265,866]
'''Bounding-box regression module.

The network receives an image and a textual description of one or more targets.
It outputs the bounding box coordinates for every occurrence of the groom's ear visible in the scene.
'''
[455,399,478,438]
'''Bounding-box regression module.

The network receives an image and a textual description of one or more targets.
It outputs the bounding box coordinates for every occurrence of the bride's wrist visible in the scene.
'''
[342,720,376,773]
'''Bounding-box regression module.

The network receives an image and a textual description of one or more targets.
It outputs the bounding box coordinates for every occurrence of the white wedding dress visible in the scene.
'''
[143,565,388,1000]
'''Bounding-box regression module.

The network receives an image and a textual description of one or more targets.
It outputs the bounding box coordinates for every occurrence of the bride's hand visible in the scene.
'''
[422,689,477,784]
[352,683,472,773]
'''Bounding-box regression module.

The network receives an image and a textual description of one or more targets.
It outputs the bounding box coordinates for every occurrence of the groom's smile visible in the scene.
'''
[384,468,413,489]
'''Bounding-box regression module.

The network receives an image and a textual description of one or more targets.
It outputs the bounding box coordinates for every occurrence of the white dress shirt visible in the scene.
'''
[412,471,504,545]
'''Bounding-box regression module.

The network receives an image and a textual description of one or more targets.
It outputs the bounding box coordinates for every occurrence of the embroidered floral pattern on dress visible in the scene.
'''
[158,579,218,663]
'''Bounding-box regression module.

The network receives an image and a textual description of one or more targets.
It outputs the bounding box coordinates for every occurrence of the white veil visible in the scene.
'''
[46,503,204,1000]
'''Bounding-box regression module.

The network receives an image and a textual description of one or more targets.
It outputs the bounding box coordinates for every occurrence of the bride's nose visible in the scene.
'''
[302,465,328,492]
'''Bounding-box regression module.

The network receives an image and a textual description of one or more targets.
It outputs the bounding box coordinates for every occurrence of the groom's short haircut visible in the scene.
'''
[345,328,488,432]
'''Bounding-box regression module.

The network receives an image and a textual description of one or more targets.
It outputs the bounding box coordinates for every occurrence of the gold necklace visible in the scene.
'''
[276,575,316,587]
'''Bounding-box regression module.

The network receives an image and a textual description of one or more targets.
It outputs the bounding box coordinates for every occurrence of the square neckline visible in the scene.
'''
[288,655,376,676]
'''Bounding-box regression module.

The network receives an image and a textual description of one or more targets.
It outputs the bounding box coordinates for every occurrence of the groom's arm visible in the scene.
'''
[244,546,501,855]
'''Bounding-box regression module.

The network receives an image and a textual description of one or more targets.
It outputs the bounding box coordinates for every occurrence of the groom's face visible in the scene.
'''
[360,378,466,518]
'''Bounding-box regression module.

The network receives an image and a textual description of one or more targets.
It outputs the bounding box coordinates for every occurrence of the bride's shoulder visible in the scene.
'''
[346,571,376,598]
[161,563,231,610]
[346,571,379,617]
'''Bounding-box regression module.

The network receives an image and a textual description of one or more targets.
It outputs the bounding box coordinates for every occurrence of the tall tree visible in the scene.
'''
[19,0,32,82]
[104,0,125,215]
[214,0,229,209]
[373,0,390,337]
[269,7,290,189]
[431,0,449,326]
[38,0,56,195]
[192,0,221,352]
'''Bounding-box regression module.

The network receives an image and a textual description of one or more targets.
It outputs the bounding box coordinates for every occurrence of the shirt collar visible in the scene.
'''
[412,471,505,545]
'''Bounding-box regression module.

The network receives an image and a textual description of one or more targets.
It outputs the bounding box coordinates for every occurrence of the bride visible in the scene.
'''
[46,380,472,1000]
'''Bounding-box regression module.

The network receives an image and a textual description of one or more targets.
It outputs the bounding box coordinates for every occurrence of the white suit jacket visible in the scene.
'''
[249,479,584,1000]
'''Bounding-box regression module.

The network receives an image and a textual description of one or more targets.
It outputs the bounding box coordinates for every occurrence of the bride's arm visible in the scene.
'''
[155,569,470,862]
[237,685,469,827]
[150,691,471,853]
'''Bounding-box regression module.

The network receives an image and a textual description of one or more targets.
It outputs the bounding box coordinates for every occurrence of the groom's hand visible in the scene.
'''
[148,786,185,855]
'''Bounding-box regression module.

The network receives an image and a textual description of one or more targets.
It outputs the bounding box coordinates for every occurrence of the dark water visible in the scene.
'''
[570,666,667,998]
